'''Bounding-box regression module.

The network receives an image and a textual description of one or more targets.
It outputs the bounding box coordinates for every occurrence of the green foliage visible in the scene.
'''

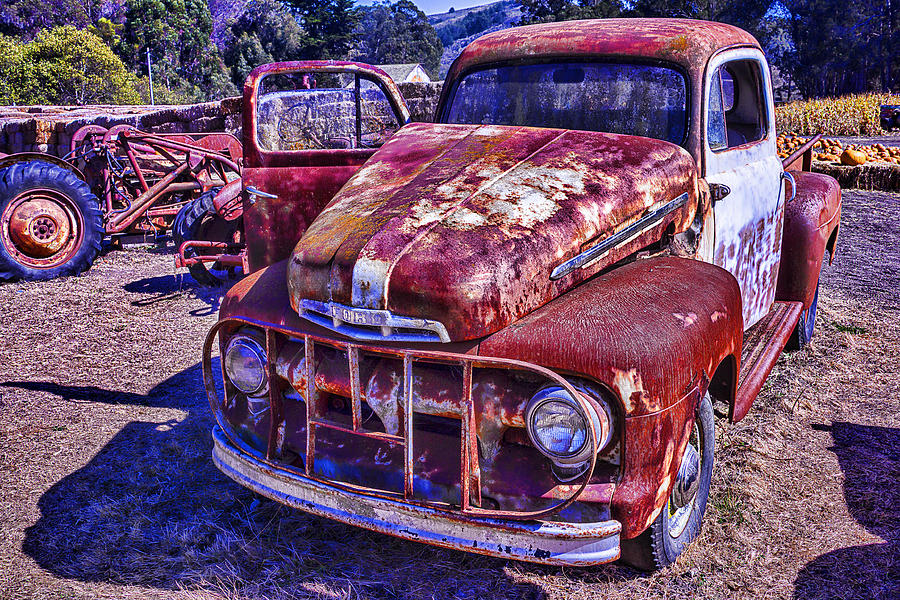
[118,0,236,103]
[88,17,123,48]
[518,0,622,24]
[283,0,359,60]
[0,26,140,105]
[436,2,509,47]
[223,0,305,86]
[354,1,443,76]
[0,0,105,38]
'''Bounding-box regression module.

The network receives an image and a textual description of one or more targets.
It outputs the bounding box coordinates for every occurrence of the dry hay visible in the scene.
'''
[0,193,897,599]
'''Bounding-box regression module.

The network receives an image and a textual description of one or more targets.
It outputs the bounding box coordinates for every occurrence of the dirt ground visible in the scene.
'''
[0,191,897,600]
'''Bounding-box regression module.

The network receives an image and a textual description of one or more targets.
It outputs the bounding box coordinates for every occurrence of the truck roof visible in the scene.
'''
[446,18,760,82]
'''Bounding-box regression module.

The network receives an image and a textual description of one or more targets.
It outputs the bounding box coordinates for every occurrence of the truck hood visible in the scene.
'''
[288,122,699,341]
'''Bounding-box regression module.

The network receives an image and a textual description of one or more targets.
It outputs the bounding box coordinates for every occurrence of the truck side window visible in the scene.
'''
[708,69,727,150]
[709,60,767,151]
[255,72,399,152]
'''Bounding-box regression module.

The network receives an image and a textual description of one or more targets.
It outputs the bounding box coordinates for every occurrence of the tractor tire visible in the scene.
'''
[0,161,104,282]
[173,188,241,286]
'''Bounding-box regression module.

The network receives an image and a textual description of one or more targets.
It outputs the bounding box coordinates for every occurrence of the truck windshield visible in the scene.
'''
[445,62,688,145]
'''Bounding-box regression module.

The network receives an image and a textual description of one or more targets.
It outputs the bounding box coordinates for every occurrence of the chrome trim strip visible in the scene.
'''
[212,425,622,566]
[298,299,451,343]
[550,192,690,280]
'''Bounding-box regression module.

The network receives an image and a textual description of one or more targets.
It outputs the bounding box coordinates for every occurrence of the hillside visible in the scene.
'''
[428,1,522,76]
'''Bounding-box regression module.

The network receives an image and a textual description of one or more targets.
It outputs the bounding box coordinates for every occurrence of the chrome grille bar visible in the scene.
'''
[203,317,599,522]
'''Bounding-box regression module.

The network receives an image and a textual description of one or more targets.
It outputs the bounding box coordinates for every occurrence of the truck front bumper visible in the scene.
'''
[213,426,622,566]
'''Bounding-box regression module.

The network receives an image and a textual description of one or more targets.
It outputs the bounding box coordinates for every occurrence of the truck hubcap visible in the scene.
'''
[2,190,82,268]
[668,422,702,538]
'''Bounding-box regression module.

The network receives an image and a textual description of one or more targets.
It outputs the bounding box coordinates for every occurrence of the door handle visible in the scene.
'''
[709,182,731,204]
[780,171,796,203]
[245,186,278,205]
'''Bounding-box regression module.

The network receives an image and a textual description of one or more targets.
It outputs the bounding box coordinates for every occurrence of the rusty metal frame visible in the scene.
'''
[203,316,599,521]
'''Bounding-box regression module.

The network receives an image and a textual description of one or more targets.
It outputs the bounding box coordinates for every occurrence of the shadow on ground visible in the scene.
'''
[10,363,558,599]
[794,422,900,600]
[123,274,229,317]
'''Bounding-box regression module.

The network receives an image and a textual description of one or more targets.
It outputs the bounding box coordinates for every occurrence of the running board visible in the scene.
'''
[734,301,803,420]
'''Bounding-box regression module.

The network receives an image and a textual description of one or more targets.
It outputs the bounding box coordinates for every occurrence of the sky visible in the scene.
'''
[356,0,490,16]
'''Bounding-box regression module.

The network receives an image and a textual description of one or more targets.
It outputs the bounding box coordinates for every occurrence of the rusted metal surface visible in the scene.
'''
[776,171,842,308]
[203,316,605,520]
[613,383,702,538]
[241,61,410,272]
[65,124,242,234]
[199,21,845,565]
[0,188,84,269]
[213,427,622,566]
[733,300,802,422]
[479,256,743,418]
[289,123,700,341]
[441,19,759,164]
[783,133,823,172]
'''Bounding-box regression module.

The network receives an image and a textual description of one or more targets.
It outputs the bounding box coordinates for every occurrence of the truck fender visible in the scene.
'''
[213,178,243,221]
[479,256,744,537]
[776,171,841,309]
[0,152,86,182]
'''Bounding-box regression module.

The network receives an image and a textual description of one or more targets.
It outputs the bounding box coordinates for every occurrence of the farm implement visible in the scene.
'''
[0,124,246,283]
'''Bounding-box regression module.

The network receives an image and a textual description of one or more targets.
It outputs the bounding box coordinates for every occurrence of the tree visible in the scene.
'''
[518,0,622,24]
[626,0,770,42]
[783,0,898,96]
[0,26,140,105]
[118,0,236,102]
[353,0,443,76]
[283,0,359,59]
[0,0,107,38]
[222,0,304,86]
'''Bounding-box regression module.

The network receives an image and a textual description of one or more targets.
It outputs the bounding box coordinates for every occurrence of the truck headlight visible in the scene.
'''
[525,384,612,469]
[224,335,268,396]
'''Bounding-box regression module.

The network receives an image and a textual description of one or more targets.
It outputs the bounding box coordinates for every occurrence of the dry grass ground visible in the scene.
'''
[0,192,897,600]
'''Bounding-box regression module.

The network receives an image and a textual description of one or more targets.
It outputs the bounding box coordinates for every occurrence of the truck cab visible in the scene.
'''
[201,19,841,570]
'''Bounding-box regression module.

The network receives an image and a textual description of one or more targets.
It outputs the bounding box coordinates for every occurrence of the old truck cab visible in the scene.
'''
[201,19,841,570]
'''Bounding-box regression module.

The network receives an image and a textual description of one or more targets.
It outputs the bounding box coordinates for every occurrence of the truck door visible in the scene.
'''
[703,50,783,329]
[242,61,410,272]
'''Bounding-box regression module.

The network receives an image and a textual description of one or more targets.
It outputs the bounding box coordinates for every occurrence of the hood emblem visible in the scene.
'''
[550,192,690,280]
[298,299,451,343]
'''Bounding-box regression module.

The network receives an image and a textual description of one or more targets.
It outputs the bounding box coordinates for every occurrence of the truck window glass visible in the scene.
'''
[713,60,766,150]
[708,68,728,150]
[256,72,400,152]
[445,62,688,145]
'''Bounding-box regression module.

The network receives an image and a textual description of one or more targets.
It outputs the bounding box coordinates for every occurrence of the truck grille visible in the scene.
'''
[204,317,602,521]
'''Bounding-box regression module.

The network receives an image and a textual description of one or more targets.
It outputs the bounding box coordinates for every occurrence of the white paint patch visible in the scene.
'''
[351,256,392,309]
[673,312,699,328]
[612,368,646,414]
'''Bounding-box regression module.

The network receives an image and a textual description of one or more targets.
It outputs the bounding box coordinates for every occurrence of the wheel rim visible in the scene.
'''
[1,189,85,269]
[668,420,703,538]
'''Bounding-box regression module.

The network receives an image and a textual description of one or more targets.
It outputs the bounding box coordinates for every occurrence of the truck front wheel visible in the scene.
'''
[0,161,103,281]
[620,392,714,570]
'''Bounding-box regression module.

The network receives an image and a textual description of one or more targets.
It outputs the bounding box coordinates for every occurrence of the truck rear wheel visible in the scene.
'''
[619,392,714,571]
[0,161,103,281]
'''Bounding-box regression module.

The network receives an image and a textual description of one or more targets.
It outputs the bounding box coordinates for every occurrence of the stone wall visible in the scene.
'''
[398,81,443,122]
[0,98,242,158]
[0,82,443,159]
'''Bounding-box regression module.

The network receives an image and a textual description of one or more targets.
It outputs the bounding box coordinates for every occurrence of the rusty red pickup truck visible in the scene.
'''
[201,19,841,570]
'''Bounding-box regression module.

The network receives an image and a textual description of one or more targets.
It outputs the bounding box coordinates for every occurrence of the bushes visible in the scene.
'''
[0,27,141,105]
[776,93,900,137]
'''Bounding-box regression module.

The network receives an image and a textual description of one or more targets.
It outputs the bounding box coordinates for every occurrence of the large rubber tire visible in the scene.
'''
[0,161,103,281]
[786,279,819,351]
[619,392,714,571]
[173,188,241,286]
